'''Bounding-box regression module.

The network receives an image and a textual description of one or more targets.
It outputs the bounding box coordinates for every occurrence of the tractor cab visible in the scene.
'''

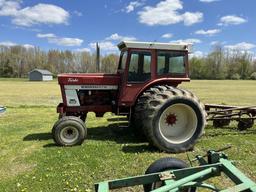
[116,41,192,107]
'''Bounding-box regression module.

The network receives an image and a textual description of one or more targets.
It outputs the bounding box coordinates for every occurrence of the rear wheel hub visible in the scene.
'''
[159,103,197,144]
[165,113,177,126]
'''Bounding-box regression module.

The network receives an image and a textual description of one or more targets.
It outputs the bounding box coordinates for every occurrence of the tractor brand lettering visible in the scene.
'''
[68,78,79,82]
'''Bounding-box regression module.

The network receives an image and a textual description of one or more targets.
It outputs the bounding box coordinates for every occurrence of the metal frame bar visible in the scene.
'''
[95,151,256,192]
[205,104,256,129]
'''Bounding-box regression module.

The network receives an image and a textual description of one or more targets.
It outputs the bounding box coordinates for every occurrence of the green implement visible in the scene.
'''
[95,148,256,192]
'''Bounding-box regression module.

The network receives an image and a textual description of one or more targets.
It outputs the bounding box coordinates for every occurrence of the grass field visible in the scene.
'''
[0,79,255,192]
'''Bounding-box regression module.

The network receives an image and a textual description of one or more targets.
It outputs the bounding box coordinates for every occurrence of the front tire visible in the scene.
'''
[52,116,87,146]
[137,85,206,153]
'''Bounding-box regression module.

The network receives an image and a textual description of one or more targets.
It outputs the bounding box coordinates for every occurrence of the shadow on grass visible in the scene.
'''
[87,122,143,144]
[23,122,153,151]
[121,144,158,153]
[23,132,52,141]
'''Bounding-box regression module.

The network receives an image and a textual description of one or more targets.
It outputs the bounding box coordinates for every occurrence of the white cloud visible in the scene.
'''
[138,0,203,26]
[210,41,220,46]
[161,33,173,38]
[0,0,20,16]
[37,33,56,38]
[23,44,35,49]
[218,15,247,26]
[195,29,221,36]
[190,51,205,58]
[105,33,136,41]
[182,12,203,26]
[74,10,83,17]
[89,41,118,52]
[51,38,83,47]
[75,48,91,52]
[0,41,17,46]
[0,1,70,26]
[0,41,34,48]
[199,0,219,3]
[126,1,144,13]
[210,41,226,46]
[224,42,256,50]
[37,33,83,47]
[170,38,202,44]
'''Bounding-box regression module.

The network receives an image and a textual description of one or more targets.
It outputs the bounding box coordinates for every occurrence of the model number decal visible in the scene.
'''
[81,85,116,89]
[64,85,118,90]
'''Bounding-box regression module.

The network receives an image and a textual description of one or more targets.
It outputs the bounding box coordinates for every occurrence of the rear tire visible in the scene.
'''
[52,116,87,146]
[136,85,206,153]
[143,157,196,192]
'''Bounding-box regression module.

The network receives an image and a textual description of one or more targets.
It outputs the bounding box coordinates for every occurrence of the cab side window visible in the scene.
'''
[157,51,186,75]
[128,52,151,82]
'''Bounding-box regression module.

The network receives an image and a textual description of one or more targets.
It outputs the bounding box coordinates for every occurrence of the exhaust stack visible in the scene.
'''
[96,42,100,72]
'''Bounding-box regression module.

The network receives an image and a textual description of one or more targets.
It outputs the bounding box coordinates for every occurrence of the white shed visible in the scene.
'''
[29,69,53,81]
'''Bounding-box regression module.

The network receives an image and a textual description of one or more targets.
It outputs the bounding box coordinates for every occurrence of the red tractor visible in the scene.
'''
[52,41,206,153]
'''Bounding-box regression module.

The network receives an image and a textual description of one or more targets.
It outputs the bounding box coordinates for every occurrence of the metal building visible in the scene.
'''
[29,69,53,81]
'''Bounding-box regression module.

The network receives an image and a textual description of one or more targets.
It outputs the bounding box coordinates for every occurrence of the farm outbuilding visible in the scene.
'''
[29,69,53,81]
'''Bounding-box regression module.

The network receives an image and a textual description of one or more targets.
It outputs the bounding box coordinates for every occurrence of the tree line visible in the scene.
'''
[0,45,119,78]
[0,45,255,80]
[190,46,256,80]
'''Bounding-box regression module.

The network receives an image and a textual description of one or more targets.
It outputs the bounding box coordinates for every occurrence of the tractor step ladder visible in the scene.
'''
[117,107,132,128]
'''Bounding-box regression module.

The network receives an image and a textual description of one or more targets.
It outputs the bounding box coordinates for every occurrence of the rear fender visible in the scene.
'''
[132,79,181,106]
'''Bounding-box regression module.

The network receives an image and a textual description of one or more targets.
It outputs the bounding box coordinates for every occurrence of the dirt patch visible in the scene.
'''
[0,162,37,180]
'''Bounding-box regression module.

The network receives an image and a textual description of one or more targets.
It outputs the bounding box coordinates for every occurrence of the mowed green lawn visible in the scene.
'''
[0,79,255,192]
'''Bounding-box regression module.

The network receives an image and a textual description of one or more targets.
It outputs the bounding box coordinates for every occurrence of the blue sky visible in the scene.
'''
[0,0,255,56]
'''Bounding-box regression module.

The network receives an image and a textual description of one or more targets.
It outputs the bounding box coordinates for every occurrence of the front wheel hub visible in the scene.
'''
[60,126,79,144]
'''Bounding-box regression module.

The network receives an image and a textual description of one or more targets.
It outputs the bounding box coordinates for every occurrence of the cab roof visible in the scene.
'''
[117,41,192,52]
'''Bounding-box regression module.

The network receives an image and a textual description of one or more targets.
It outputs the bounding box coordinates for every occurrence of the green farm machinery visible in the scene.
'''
[95,147,256,192]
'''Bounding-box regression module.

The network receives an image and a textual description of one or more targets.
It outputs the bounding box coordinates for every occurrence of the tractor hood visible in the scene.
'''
[58,73,120,86]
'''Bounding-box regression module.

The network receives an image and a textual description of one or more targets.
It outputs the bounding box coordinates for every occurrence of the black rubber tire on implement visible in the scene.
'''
[213,119,231,128]
[52,116,87,146]
[237,119,254,131]
[136,85,206,153]
[143,157,196,192]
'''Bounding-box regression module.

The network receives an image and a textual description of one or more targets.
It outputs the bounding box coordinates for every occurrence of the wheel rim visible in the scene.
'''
[60,126,79,144]
[159,103,197,144]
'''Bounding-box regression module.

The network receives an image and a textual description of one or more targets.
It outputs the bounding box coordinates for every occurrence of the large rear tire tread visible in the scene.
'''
[136,85,206,153]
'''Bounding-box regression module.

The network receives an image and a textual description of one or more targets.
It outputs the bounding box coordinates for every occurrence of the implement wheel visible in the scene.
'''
[52,116,87,146]
[136,85,206,153]
[237,119,254,131]
[213,119,231,128]
[144,157,196,192]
